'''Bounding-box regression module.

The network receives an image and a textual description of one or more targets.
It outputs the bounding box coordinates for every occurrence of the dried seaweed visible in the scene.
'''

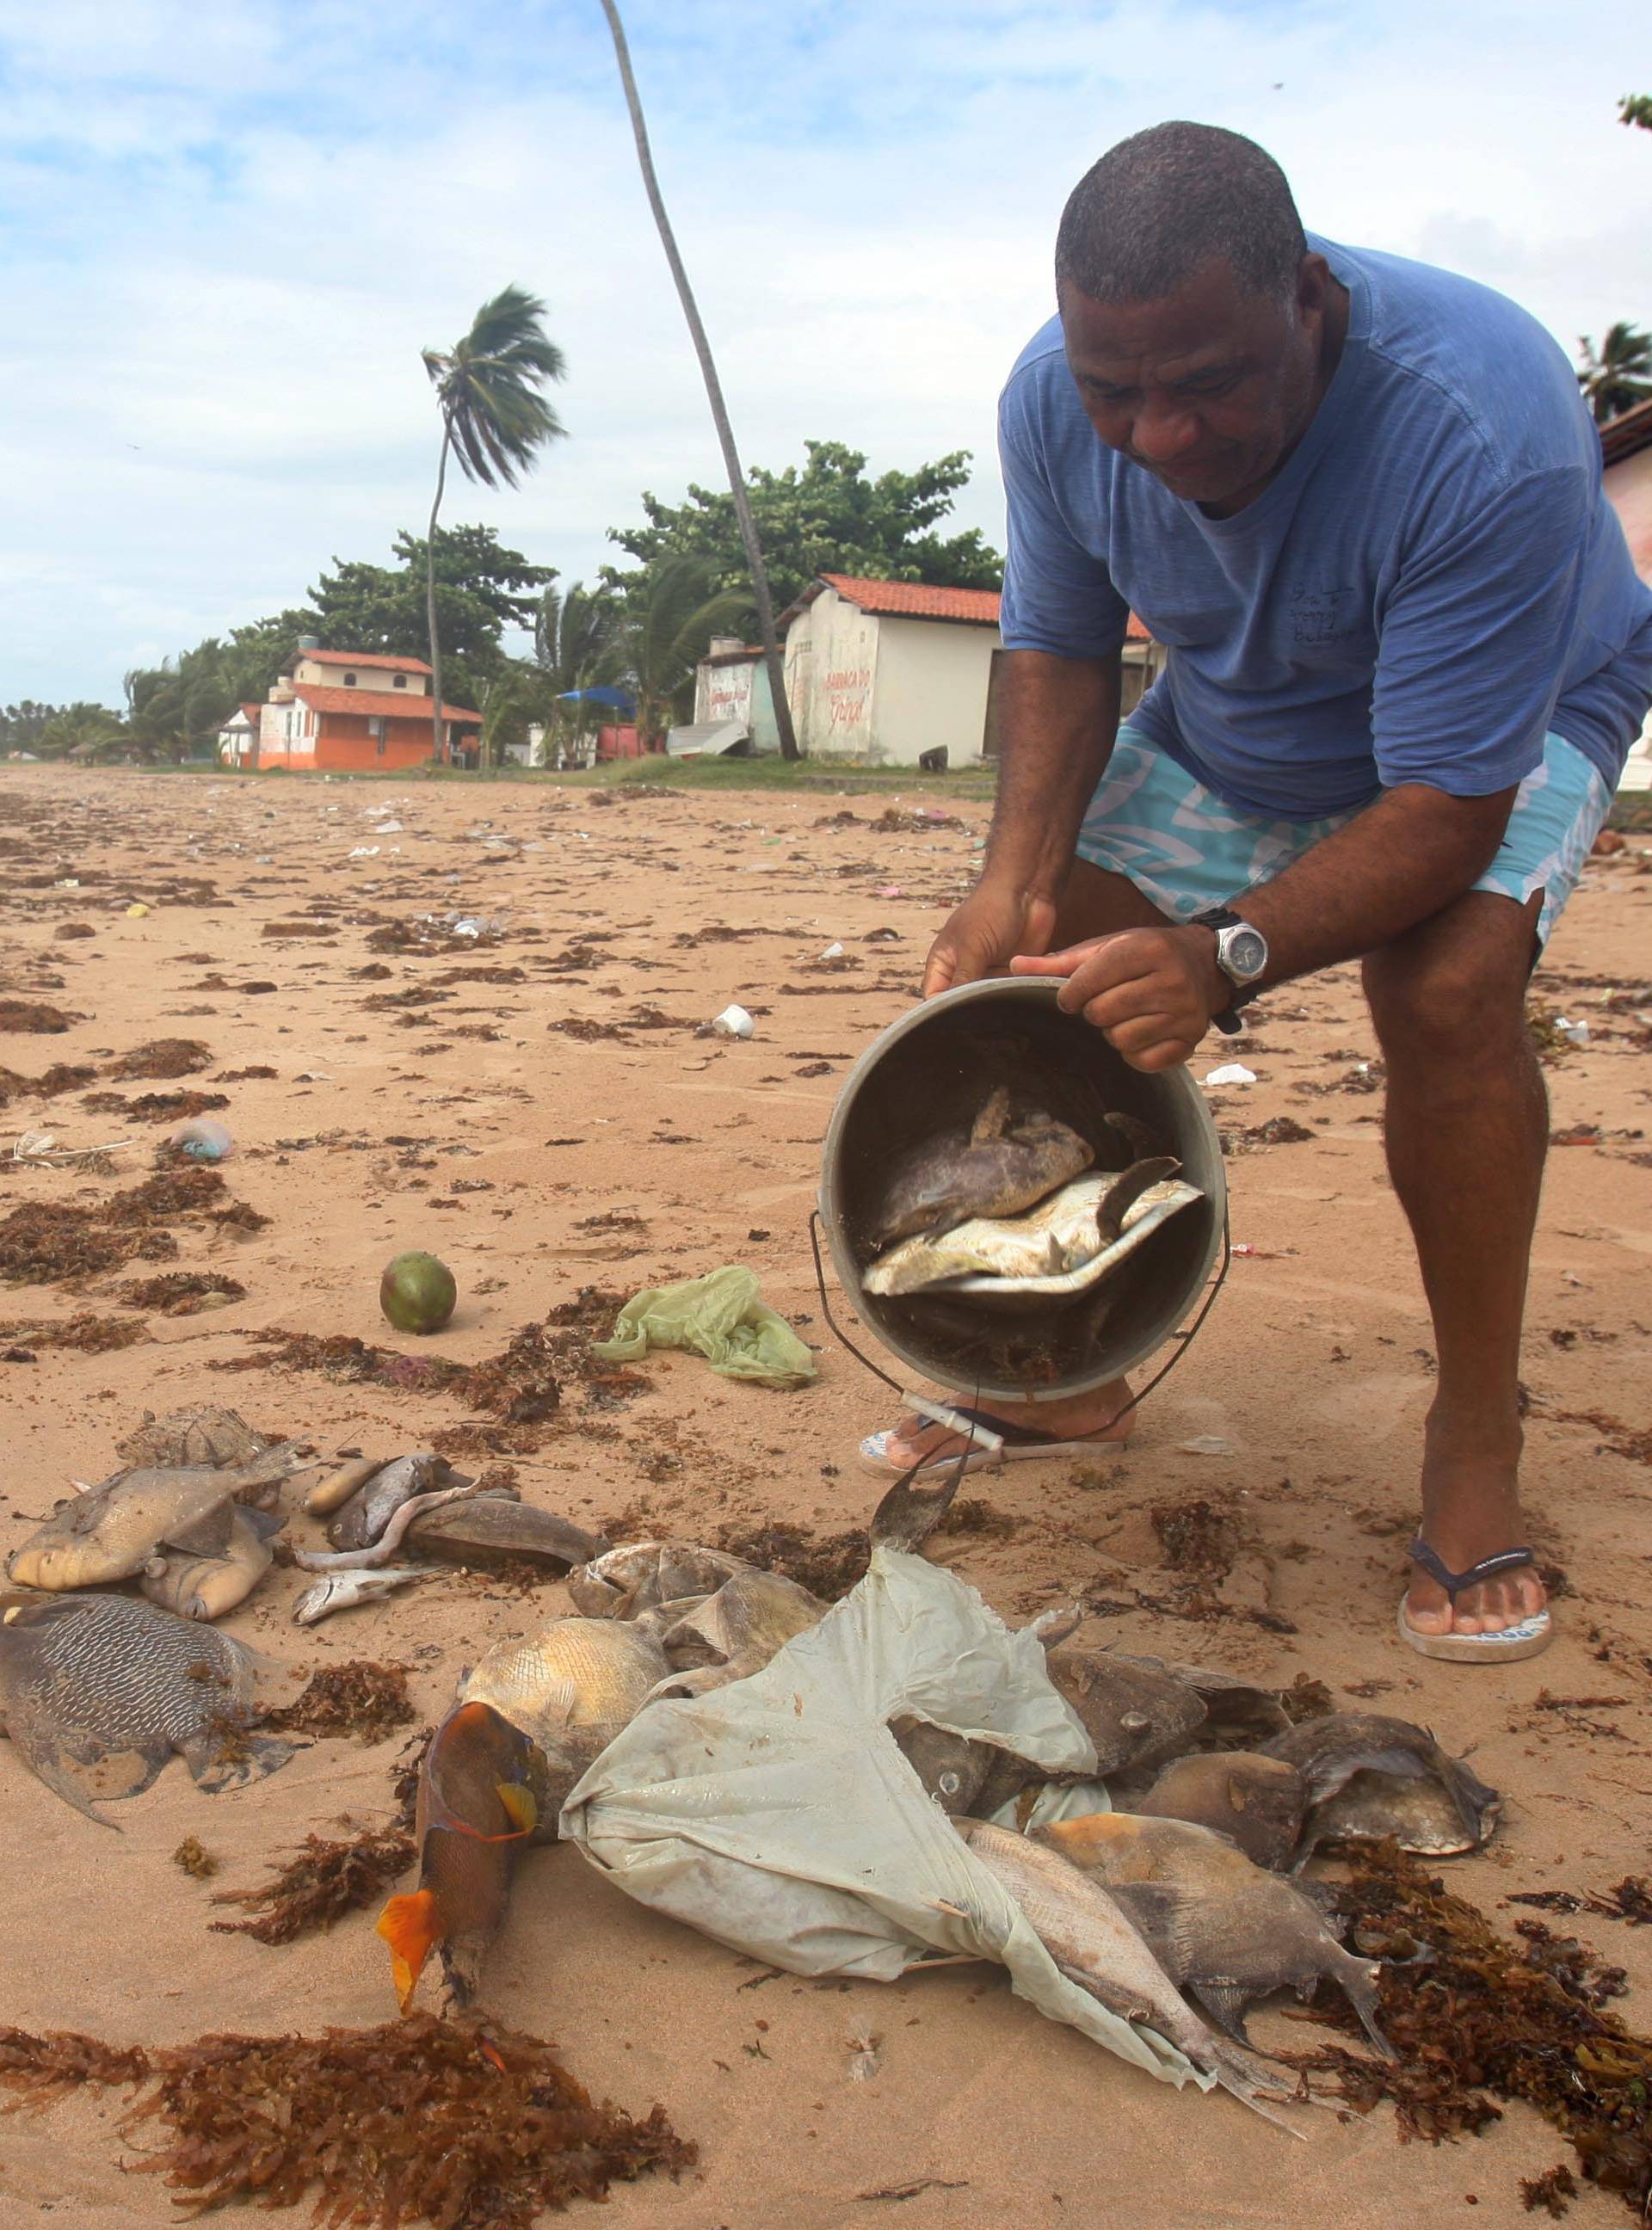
[0,1061,97,1106]
[82,1088,231,1123]
[173,1837,219,1881]
[0,1310,151,1352]
[1295,1841,1652,2215]
[0,2024,150,2109]
[716,1518,870,1601]
[1150,1496,1240,1579]
[0,1000,74,1033]
[118,1270,245,1315]
[106,1037,212,1080]
[209,1823,415,1944]
[0,1160,255,1288]
[1522,2165,1579,2216]
[262,1661,415,1745]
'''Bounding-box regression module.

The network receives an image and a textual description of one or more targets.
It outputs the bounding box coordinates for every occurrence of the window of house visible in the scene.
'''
[343,671,357,687]
[393,673,407,689]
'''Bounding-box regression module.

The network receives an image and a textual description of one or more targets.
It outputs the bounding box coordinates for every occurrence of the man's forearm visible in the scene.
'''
[1234,780,1520,986]
[983,650,1122,897]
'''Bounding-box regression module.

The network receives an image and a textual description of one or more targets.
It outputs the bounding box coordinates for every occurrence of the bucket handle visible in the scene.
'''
[807,1200,1232,1437]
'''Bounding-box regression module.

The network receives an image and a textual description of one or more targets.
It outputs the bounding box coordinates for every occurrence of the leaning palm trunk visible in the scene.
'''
[599,0,800,761]
[425,419,452,765]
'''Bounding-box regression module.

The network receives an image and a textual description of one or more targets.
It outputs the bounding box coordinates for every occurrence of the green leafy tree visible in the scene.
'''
[533,581,620,757]
[1577,323,1652,423]
[123,639,250,761]
[305,527,554,707]
[607,440,1003,625]
[422,286,568,762]
[607,556,749,745]
[1620,94,1652,131]
[0,702,63,754]
[37,704,126,760]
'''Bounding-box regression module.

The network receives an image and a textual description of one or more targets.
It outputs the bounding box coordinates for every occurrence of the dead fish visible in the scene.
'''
[8,1448,303,1592]
[303,1455,385,1518]
[0,1590,293,1824]
[140,1504,285,1621]
[327,1452,460,1550]
[293,1484,479,1571]
[1044,1645,1210,1777]
[292,1567,428,1626]
[567,1540,758,1619]
[1261,1713,1499,1852]
[1103,1111,1168,1164]
[382,1615,670,2012]
[872,1087,1094,1245]
[650,1568,825,1698]
[1096,1157,1182,1247]
[1297,1768,1501,1861]
[1038,1812,1390,2057]
[1134,1753,1308,1872]
[114,1404,274,1470]
[891,1715,1041,1817]
[406,1497,609,1572]
[957,1816,1298,2119]
[1115,1655,1294,1753]
[378,1698,549,2014]
[869,1461,960,1556]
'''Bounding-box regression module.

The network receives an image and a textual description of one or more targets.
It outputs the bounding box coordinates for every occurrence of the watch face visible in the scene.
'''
[1224,927,1267,982]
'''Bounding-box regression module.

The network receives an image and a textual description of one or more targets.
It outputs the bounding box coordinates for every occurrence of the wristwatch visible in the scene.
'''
[1191,906,1269,1037]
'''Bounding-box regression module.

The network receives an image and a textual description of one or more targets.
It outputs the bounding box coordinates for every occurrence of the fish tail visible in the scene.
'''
[377,1888,441,2014]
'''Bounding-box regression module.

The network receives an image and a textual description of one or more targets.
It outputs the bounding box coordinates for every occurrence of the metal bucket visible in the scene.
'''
[817,976,1228,1407]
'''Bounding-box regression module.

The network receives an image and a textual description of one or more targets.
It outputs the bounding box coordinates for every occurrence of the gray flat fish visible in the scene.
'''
[0,1590,293,1824]
[114,1405,274,1469]
[567,1540,758,1618]
[871,1087,1094,1246]
[1262,1712,1500,1851]
[650,1568,825,1698]
[406,1496,609,1571]
[1298,1769,1500,1860]
[8,1448,301,1591]
[327,1452,458,1550]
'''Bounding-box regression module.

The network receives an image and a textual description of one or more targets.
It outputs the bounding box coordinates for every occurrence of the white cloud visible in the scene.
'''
[1,0,1646,700]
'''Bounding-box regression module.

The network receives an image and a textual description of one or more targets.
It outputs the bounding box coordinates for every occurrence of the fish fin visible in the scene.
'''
[7,1730,126,1827]
[1096,1156,1180,1247]
[1438,1755,1501,1845]
[1331,1950,1396,2059]
[235,1504,287,1543]
[496,1781,538,1835]
[1190,1981,1254,2044]
[378,1889,441,2014]
[178,1728,296,1795]
[970,1086,1012,1143]
[870,1457,961,1554]
[1300,1748,1430,1805]
[160,1504,237,1558]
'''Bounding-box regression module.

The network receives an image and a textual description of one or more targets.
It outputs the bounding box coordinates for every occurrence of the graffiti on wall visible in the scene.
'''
[823,665,872,732]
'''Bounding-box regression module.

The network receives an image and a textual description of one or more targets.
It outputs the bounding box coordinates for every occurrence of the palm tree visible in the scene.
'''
[535,582,619,762]
[421,286,567,765]
[1577,323,1652,424]
[597,0,800,761]
[608,556,749,747]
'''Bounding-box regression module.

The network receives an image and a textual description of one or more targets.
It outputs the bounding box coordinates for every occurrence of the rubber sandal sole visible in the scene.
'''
[1396,1599,1553,1664]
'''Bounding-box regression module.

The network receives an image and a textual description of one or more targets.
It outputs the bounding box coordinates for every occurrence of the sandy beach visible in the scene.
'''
[1,761,1649,2228]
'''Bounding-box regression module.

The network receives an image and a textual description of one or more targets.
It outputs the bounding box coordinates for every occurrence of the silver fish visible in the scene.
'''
[292,1567,429,1626]
[293,1483,479,1570]
[1261,1713,1500,1856]
[0,1590,293,1824]
[327,1452,459,1550]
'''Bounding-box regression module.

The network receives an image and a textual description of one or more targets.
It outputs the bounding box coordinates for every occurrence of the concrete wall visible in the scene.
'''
[257,699,316,767]
[784,586,878,757]
[290,656,428,696]
[694,655,780,751]
[862,613,1001,767]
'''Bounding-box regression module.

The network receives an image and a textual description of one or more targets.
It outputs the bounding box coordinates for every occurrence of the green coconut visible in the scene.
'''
[379,1251,457,1335]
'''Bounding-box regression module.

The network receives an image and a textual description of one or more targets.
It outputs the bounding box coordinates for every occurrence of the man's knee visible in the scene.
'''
[1362,899,1537,1069]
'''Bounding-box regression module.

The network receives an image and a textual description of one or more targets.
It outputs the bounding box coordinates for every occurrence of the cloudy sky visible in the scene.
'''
[2,0,1646,706]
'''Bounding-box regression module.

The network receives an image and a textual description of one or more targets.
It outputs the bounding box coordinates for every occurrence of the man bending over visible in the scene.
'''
[861,122,1652,1665]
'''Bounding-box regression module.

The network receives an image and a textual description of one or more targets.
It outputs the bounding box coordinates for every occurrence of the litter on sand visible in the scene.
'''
[708,1003,755,1038]
[1205,1063,1257,1087]
[592,1266,816,1387]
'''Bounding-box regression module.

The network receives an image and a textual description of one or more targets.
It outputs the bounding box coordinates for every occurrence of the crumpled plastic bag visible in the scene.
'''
[562,1544,1201,2089]
[591,1265,816,1388]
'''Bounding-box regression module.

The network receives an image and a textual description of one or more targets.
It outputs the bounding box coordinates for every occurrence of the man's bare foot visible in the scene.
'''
[1403,1415,1548,1638]
[862,1380,1137,1475]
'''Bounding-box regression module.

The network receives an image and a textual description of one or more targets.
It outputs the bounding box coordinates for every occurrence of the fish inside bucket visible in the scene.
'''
[818,979,1227,1403]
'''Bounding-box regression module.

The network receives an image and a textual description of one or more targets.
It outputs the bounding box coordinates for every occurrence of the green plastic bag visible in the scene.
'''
[592,1265,816,1389]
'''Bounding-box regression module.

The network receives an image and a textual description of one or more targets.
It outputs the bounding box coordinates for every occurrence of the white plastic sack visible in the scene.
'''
[562,1546,1203,2090]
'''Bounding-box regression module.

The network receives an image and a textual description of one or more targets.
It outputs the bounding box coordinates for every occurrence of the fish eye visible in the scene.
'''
[939,1771,961,1796]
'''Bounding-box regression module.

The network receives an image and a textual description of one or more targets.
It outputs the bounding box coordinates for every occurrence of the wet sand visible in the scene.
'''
[1,763,1649,2227]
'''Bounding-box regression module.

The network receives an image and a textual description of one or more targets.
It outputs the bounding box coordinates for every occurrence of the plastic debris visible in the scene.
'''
[1554,1016,1589,1047]
[593,1265,815,1387]
[125,902,151,918]
[710,1004,755,1039]
[348,845,380,859]
[1204,1063,1256,1087]
[1176,1435,1234,1457]
[818,941,847,961]
[167,1118,233,1162]
[374,820,404,835]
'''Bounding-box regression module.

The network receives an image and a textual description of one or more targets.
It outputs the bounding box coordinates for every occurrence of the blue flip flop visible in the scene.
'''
[1397,1537,1553,1663]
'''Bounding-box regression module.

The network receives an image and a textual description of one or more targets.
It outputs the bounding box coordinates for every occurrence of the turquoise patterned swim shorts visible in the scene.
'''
[1076,729,1612,951]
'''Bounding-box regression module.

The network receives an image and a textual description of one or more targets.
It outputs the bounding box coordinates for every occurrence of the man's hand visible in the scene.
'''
[1010,926,1227,1070]
[922,880,1059,998]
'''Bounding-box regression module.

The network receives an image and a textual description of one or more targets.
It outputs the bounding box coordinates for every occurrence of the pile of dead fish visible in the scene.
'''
[374,1469,1499,2127]
[862,1085,1202,1300]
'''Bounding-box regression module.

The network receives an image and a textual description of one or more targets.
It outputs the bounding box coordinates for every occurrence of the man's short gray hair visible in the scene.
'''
[1056,121,1308,306]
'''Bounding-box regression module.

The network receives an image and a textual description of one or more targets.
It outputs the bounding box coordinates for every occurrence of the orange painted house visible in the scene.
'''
[255,642,482,772]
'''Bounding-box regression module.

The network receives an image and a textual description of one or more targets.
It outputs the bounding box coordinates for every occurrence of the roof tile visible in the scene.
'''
[290,685,481,722]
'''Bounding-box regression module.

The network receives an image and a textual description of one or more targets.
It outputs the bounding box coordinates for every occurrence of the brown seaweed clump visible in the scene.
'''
[262,1661,416,1745]
[105,1037,212,1080]
[716,1517,871,1601]
[173,1837,219,1881]
[210,1823,415,1945]
[0,1312,151,1352]
[0,1062,98,1107]
[0,1001,75,1034]
[1,2015,693,2226]
[1296,1841,1652,2215]
[118,1270,246,1315]
[1150,1496,1241,1580]
[0,1162,261,1289]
